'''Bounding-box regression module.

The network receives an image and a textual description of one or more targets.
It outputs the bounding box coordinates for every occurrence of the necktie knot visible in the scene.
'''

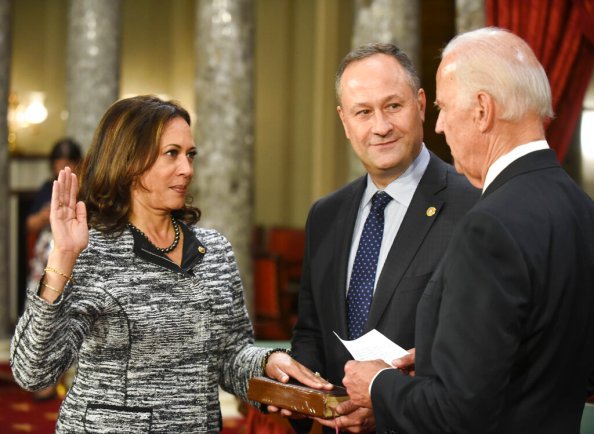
[371,191,392,214]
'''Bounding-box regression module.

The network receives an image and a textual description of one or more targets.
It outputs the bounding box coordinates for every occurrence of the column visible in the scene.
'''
[194,0,255,315]
[455,0,486,34]
[311,0,350,200]
[0,0,11,340]
[352,0,420,65]
[66,0,121,150]
[349,0,420,180]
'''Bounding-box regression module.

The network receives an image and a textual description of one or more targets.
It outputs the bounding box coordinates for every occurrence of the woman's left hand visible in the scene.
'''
[264,352,333,416]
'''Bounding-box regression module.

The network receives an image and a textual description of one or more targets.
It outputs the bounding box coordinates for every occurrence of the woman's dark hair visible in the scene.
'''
[78,95,201,234]
[49,138,83,165]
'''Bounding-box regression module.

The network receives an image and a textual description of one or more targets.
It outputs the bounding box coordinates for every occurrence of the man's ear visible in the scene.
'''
[417,88,426,123]
[475,92,495,133]
[337,105,350,139]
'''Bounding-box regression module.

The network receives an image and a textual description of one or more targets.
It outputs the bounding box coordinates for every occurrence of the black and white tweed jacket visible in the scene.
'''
[11,224,268,433]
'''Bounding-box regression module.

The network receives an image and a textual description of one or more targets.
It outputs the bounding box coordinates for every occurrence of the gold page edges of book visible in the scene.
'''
[247,376,349,419]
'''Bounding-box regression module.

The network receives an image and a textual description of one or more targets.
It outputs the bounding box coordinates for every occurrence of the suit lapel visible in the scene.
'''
[332,177,367,339]
[365,154,446,332]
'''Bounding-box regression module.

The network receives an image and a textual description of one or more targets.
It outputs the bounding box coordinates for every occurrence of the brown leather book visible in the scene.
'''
[247,376,349,419]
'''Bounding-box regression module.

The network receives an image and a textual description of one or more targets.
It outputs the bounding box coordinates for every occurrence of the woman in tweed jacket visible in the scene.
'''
[10,95,329,433]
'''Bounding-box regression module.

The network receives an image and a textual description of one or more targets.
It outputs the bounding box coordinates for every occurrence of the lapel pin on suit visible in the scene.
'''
[426,206,437,217]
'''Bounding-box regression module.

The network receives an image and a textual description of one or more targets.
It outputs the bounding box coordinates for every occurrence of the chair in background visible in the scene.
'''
[252,253,296,340]
[265,227,305,286]
[251,226,305,340]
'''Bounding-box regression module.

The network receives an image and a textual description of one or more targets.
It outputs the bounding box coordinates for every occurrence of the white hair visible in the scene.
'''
[442,27,554,121]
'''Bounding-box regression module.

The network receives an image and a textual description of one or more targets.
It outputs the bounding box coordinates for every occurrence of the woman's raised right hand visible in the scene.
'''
[49,167,89,259]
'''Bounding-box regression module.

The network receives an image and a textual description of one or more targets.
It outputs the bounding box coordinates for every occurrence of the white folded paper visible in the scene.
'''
[334,329,409,365]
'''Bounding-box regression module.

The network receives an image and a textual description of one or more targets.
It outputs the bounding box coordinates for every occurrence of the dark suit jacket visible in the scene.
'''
[290,151,479,432]
[372,150,594,434]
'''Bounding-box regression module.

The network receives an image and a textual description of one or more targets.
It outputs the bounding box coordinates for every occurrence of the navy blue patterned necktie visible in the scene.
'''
[347,191,392,340]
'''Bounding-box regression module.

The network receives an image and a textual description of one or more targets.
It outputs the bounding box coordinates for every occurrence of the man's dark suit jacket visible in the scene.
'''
[372,150,594,434]
[290,151,478,432]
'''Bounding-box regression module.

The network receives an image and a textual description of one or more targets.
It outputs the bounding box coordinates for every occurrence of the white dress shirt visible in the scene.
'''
[483,140,549,192]
[346,144,430,294]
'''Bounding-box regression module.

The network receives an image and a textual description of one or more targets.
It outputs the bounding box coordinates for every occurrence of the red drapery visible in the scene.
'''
[486,0,594,162]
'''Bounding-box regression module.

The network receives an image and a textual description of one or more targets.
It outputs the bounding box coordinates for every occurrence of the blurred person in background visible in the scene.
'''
[26,138,83,236]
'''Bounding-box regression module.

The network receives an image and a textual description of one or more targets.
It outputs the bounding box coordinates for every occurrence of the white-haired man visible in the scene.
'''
[341,27,594,434]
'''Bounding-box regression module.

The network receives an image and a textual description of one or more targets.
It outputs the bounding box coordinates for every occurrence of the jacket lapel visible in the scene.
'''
[365,154,446,332]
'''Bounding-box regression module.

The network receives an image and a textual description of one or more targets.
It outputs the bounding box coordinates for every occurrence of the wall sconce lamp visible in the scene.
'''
[7,91,49,153]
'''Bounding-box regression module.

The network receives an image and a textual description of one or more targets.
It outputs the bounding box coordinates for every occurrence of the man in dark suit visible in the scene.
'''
[289,43,478,432]
[341,28,594,434]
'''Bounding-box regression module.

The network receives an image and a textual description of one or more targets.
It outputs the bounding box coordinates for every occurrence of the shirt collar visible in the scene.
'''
[483,140,549,193]
[129,220,206,275]
[363,144,430,207]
